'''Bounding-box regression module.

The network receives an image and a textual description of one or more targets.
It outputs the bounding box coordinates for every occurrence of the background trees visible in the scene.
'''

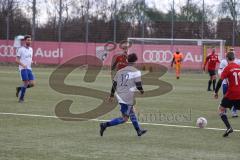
[0,0,239,45]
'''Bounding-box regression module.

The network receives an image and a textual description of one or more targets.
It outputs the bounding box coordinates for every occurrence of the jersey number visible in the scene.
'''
[121,74,129,86]
[233,72,240,85]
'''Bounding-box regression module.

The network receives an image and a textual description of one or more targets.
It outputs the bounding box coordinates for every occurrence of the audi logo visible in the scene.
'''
[0,45,16,57]
[143,50,173,63]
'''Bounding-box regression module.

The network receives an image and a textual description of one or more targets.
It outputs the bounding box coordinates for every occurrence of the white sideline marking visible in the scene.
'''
[0,112,239,132]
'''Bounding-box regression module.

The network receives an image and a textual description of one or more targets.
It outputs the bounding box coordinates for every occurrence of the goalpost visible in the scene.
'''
[127,38,226,71]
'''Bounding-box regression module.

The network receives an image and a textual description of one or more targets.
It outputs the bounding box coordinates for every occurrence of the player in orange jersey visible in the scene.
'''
[171,49,183,79]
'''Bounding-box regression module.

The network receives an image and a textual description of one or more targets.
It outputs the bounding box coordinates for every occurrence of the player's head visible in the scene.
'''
[226,51,235,62]
[212,48,216,53]
[128,53,138,64]
[123,49,128,56]
[24,35,31,46]
[176,49,180,54]
[229,48,234,52]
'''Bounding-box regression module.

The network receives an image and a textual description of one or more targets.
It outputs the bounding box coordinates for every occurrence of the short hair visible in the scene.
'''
[226,52,235,61]
[24,35,31,40]
[128,53,138,63]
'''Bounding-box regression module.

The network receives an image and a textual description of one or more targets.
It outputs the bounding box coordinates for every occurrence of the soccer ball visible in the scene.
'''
[196,117,207,128]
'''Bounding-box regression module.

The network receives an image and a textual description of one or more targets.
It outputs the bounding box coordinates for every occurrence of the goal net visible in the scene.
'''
[127,38,226,71]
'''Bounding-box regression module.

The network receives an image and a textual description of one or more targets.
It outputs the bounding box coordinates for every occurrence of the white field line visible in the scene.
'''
[0,112,239,132]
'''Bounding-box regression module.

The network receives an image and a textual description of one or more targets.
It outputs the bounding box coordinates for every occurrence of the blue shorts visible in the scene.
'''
[222,83,228,95]
[120,103,134,116]
[20,69,35,81]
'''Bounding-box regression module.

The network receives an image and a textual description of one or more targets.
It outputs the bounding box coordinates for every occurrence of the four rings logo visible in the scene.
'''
[0,45,64,58]
[0,45,16,57]
[143,50,173,63]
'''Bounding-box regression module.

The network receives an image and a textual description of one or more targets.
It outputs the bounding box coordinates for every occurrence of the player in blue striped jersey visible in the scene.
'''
[100,53,147,136]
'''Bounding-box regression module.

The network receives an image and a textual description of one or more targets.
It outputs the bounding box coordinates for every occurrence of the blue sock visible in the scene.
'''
[19,85,27,100]
[232,106,237,114]
[106,117,125,127]
[130,113,140,131]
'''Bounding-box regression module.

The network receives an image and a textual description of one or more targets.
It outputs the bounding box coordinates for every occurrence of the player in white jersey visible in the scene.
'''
[16,35,35,102]
[218,49,239,117]
[100,53,147,136]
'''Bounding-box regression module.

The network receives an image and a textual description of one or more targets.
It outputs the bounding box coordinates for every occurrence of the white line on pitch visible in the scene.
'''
[0,112,239,132]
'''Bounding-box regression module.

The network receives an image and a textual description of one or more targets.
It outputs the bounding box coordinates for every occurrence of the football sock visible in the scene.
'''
[208,80,212,90]
[213,79,216,90]
[106,117,125,127]
[231,107,237,114]
[220,114,231,129]
[130,113,140,131]
[19,85,27,100]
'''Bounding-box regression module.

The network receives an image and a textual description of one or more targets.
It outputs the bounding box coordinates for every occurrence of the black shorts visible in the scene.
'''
[220,97,240,109]
[208,70,216,76]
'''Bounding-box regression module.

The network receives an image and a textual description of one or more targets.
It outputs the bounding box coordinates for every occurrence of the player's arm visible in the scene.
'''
[108,80,117,102]
[179,54,183,63]
[215,67,228,98]
[203,56,209,70]
[16,49,26,68]
[111,56,118,71]
[217,56,220,63]
[111,61,118,71]
[110,81,117,97]
[135,81,144,94]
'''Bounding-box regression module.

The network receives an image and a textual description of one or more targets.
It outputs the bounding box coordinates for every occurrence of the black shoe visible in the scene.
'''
[176,77,180,79]
[137,129,147,136]
[232,115,238,118]
[207,88,212,91]
[223,127,233,137]
[16,87,21,97]
[100,123,107,136]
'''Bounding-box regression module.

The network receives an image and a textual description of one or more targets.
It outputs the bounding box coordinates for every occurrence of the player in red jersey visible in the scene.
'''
[214,51,240,137]
[111,50,128,71]
[203,48,220,91]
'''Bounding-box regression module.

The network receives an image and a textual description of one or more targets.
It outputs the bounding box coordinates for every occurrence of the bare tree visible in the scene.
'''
[219,0,240,45]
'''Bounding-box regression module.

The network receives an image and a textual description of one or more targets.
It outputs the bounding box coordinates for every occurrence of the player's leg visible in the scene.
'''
[178,64,181,78]
[18,69,29,102]
[232,100,240,118]
[175,64,179,79]
[231,107,238,118]
[207,70,212,91]
[99,103,129,136]
[212,71,217,91]
[16,86,21,97]
[129,106,147,136]
[222,84,238,117]
[222,83,227,95]
[218,98,233,137]
[27,69,35,88]
[16,70,23,97]
[176,64,180,79]
[222,83,228,115]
